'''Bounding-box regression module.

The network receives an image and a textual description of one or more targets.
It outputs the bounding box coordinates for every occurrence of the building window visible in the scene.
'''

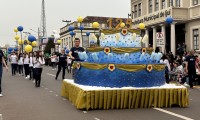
[193,0,198,5]
[138,3,142,17]
[155,0,159,11]
[134,5,137,18]
[176,0,180,7]
[162,0,165,9]
[169,0,174,7]
[149,0,153,13]
[193,29,199,50]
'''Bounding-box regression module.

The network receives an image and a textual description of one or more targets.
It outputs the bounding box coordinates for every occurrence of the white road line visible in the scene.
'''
[83,111,87,114]
[154,108,194,120]
[94,117,100,120]
[0,114,3,120]
[49,91,53,93]
[46,73,56,77]
[55,94,58,97]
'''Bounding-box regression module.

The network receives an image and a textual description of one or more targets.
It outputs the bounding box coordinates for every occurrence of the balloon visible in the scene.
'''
[57,40,62,44]
[68,26,74,31]
[65,49,70,54]
[17,26,23,32]
[18,39,24,45]
[8,47,13,51]
[8,51,11,54]
[79,26,84,30]
[14,28,18,32]
[70,31,75,36]
[77,16,83,23]
[25,45,33,53]
[32,41,37,47]
[14,35,20,40]
[14,48,18,51]
[28,35,36,42]
[138,23,145,29]
[166,16,173,24]
[120,22,125,28]
[86,32,90,36]
[92,22,100,28]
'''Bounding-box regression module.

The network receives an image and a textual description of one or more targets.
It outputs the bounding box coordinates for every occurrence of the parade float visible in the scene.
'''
[61,17,188,110]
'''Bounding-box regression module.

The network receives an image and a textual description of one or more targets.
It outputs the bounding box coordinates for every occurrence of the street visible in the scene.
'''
[0,66,200,120]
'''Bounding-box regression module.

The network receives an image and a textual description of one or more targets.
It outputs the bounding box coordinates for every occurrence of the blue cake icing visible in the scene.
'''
[73,29,166,88]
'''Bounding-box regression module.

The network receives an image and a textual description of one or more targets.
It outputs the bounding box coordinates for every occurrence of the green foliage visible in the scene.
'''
[44,39,55,54]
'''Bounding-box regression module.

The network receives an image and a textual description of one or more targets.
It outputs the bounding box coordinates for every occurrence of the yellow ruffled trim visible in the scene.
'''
[101,29,140,35]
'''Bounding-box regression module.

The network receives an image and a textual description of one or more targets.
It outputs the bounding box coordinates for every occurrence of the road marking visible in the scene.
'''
[49,91,53,93]
[46,73,56,77]
[83,111,87,114]
[63,99,66,101]
[45,88,48,90]
[94,117,100,120]
[55,94,58,97]
[154,108,194,120]
[0,114,3,120]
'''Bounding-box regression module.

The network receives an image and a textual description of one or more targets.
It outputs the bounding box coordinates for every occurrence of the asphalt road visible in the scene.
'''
[0,66,200,120]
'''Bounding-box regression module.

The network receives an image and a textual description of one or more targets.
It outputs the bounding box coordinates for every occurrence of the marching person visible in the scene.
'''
[186,50,200,88]
[10,52,18,76]
[0,49,8,96]
[33,51,45,87]
[51,52,57,70]
[24,53,30,79]
[32,51,37,83]
[29,52,34,80]
[55,49,67,80]
[18,53,24,76]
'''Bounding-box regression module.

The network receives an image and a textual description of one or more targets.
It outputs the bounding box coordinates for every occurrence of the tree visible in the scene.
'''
[44,38,55,54]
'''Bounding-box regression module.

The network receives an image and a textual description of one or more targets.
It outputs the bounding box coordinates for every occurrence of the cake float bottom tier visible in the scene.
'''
[72,62,166,88]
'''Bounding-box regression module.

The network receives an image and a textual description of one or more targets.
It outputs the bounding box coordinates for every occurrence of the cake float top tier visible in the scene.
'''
[89,29,149,48]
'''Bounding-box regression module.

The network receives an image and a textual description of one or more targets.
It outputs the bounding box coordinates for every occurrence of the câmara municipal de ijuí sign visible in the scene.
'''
[133,9,171,25]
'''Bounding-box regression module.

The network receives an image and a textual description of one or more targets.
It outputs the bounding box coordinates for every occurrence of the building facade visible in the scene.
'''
[131,0,200,55]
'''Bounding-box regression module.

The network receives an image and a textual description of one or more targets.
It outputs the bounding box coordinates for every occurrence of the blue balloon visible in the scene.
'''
[64,46,67,49]
[166,16,173,24]
[68,26,74,31]
[8,47,13,51]
[14,48,18,51]
[65,49,70,54]
[70,31,75,36]
[28,35,36,42]
[80,26,84,30]
[8,51,11,54]
[17,26,23,32]
[86,32,90,36]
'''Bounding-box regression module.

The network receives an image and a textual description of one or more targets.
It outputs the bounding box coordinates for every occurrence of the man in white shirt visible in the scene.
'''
[10,52,18,76]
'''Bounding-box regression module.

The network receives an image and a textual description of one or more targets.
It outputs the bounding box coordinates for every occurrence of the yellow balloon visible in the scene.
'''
[120,23,125,28]
[32,41,37,47]
[18,39,24,45]
[92,22,100,28]
[138,23,145,29]
[14,28,18,32]
[25,45,33,53]
[15,35,20,40]
[57,40,62,44]
[77,16,83,23]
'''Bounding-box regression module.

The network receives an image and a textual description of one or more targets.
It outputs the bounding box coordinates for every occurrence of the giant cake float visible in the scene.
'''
[61,19,188,110]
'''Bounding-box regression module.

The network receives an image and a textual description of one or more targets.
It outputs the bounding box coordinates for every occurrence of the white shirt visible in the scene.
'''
[24,56,29,64]
[18,57,24,65]
[51,55,57,62]
[33,57,45,68]
[10,55,17,64]
[29,57,33,67]
[160,59,171,71]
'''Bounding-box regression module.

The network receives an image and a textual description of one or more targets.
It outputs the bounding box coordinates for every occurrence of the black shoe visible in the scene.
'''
[55,77,57,80]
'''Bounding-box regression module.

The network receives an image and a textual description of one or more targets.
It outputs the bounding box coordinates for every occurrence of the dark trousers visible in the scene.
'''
[52,62,56,69]
[11,64,17,75]
[34,68,43,87]
[0,64,2,93]
[188,72,196,88]
[56,64,66,79]
[18,65,23,75]
[24,64,29,77]
[29,67,33,80]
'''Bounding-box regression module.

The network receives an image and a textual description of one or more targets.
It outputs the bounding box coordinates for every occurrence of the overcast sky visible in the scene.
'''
[0,0,130,47]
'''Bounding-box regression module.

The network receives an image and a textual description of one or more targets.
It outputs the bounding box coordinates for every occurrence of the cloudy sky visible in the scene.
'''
[0,0,130,47]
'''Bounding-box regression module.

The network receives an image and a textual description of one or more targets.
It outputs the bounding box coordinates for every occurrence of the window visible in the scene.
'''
[193,29,199,50]
[193,0,198,5]
[138,3,142,17]
[162,0,165,9]
[168,0,173,7]
[176,0,180,7]
[155,0,159,11]
[134,5,137,18]
[149,0,153,13]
